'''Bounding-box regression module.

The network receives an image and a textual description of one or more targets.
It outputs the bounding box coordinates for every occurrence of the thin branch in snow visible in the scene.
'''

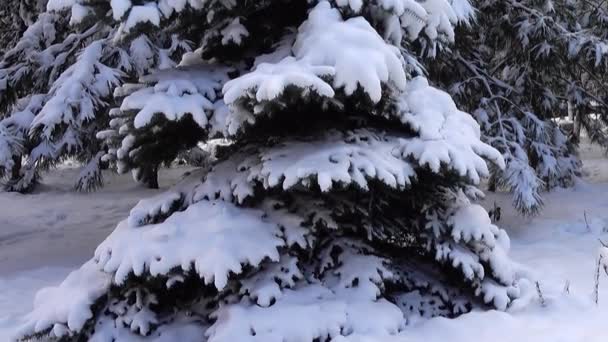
[536,281,546,307]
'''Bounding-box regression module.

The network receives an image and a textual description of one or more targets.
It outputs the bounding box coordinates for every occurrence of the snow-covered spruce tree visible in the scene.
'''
[0,0,47,54]
[98,60,224,189]
[0,2,119,191]
[0,95,44,181]
[96,1,197,189]
[0,0,193,191]
[426,0,608,214]
[0,1,29,54]
[95,0,293,188]
[17,1,527,341]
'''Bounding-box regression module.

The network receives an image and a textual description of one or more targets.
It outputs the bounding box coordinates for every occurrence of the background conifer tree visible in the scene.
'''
[427,0,608,214]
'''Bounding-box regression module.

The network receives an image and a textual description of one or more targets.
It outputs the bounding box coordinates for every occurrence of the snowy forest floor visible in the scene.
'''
[2,144,608,341]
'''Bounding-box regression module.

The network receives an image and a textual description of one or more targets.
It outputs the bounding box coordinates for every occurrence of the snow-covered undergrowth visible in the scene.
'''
[2,148,608,341]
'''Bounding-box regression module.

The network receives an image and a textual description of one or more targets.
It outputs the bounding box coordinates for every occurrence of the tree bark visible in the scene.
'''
[567,104,581,144]
[10,155,21,181]
[140,165,159,189]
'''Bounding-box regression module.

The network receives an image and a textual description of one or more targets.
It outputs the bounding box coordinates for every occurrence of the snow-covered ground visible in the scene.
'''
[0,166,194,340]
[2,151,608,341]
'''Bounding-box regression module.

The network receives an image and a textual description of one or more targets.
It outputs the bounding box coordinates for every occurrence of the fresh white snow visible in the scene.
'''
[0,165,197,340]
[2,146,608,341]
[95,200,284,288]
[0,166,194,274]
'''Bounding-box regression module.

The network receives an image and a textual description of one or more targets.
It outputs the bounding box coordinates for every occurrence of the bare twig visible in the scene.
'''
[536,281,546,306]
[595,253,602,304]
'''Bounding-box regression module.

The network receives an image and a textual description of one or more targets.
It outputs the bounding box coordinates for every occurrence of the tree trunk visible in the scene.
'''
[572,109,582,144]
[140,165,159,189]
[10,155,21,181]
[568,100,574,121]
